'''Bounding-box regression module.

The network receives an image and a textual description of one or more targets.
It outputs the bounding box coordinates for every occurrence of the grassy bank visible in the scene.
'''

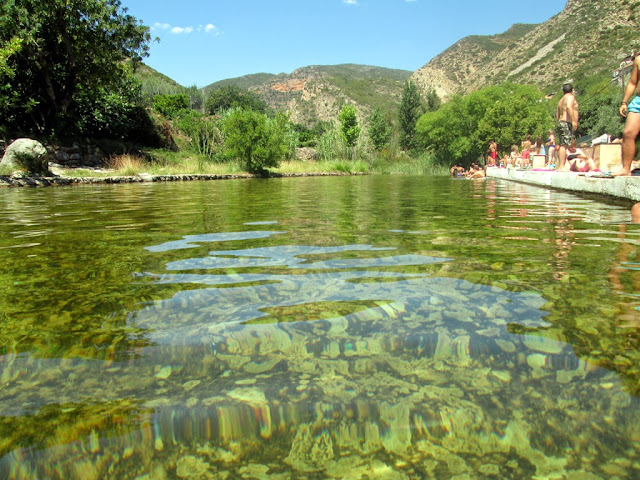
[42,151,450,178]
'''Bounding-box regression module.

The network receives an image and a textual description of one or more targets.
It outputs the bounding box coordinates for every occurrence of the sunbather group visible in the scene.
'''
[484,74,639,175]
[478,59,640,177]
[451,163,485,179]
[485,131,560,170]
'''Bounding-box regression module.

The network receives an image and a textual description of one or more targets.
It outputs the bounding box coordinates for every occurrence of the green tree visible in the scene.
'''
[574,76,625,139]
[416,95,475,165]
[0,37,22,119]
[219,108,288,174]
[417,83,553,166]
[398,81,424,151]
[205,85,268,115]
[173,110,221,159]
[477,84,553,154]
[368,109,391,151]
[185,85,205,112]
[425,89,442,112]
[153,94,190,119]
[338,104,361,152]
[0,0,151,135]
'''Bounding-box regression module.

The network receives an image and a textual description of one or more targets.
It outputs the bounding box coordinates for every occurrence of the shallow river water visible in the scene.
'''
[0,175,639,479]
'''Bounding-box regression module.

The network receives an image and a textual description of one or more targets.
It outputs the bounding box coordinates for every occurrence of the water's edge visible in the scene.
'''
[0,171,367,188]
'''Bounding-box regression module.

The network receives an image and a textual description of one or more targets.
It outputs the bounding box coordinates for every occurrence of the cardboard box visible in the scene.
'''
[593,144,621,171]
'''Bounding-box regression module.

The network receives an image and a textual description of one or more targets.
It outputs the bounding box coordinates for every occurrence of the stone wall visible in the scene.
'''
[48,143,106,168]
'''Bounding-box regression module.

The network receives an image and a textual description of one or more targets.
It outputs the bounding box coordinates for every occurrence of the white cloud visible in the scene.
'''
[153,22,219,35]
[170,26,192,34]
[343,0,358,4]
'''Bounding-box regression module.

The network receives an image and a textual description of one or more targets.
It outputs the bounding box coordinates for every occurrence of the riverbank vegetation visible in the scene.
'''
[1,0,634,178]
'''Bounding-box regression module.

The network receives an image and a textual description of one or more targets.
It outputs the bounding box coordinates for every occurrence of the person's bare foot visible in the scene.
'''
[556,166,570,172]
[611,168,632,177]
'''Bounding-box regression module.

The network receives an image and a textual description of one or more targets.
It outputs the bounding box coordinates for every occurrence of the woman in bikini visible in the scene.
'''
[545,129,556,166]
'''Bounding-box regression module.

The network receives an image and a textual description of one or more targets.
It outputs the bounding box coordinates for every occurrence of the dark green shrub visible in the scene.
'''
[219,108,287,174]
[173,111,221,159]
[153,94,189,119]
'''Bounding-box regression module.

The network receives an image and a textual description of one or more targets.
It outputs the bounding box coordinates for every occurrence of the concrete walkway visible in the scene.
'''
[486,167,640,202]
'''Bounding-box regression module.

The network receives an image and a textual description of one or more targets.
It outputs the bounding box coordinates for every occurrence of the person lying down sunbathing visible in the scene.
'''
[566,141,597,173]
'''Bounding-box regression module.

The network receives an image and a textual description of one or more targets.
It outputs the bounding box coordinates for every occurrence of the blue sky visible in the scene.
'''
[123,0,568,88]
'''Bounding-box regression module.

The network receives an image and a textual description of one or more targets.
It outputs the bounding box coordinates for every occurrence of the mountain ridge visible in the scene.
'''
[412,0,640,99]
[142,0,640,125]
[203,64,412,127]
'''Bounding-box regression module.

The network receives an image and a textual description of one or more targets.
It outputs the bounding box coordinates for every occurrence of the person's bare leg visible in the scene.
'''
[556,146,569,171]
[631,202,640,223]
[612,112,640,176]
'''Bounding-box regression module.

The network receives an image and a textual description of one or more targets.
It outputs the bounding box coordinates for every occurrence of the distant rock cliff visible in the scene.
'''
[411,0,640,100]
[205,65,412,127]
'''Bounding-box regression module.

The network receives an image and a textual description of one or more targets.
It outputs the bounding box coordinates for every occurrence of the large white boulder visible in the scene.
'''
[1,138,49,174]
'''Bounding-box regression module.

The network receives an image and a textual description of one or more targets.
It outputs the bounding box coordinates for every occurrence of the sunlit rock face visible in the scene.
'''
[410,0,640,101]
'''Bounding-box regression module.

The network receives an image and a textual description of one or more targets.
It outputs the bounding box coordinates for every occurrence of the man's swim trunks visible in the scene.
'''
[556,121,574,146]
[629,96,640,114]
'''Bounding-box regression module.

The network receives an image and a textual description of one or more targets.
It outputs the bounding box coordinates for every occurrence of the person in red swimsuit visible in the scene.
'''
[486,140,498,166]
[521,134,532,168]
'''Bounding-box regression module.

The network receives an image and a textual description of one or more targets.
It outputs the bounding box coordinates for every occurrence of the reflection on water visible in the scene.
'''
[1,177,640,479]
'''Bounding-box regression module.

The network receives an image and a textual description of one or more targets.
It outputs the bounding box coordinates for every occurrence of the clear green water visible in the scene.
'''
[0,176,639,479]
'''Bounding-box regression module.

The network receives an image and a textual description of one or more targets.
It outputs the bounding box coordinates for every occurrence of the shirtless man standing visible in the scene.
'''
[556,83,579,171]
[616,55,640,176]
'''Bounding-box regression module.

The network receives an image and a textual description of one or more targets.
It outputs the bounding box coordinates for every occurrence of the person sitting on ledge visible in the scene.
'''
[509,145,520,167]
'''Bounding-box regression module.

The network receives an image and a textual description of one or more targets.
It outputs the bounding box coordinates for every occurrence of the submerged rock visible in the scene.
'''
[176,455,213,479]
[285,424,334,472]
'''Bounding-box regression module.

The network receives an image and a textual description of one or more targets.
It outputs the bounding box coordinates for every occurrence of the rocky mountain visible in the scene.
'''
[412,0,640,100]
[203,64,412,127]
[144,0,639,126]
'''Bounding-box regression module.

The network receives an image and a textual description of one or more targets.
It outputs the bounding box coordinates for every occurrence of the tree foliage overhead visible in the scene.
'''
[417,83,553,165]
[0,0,151,135]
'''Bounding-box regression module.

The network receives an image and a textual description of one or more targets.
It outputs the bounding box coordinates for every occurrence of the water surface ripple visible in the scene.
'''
[0,176,639,479]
